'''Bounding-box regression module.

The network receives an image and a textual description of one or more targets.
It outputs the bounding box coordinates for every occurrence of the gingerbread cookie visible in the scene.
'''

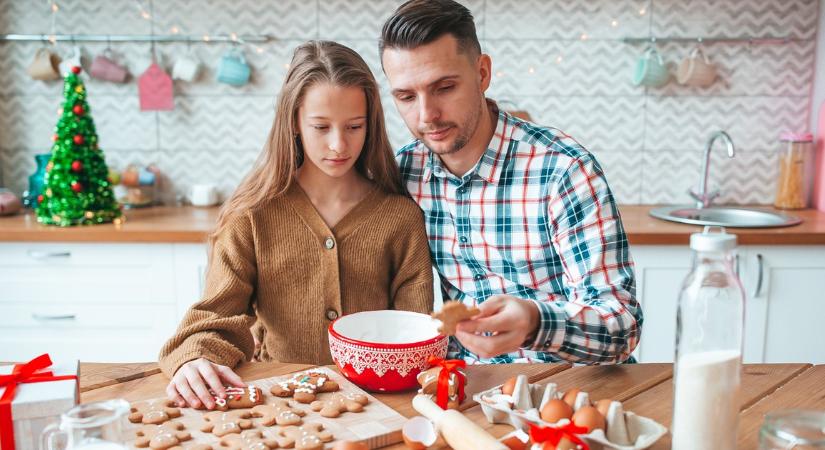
[310,392,369,418]
[200,410,253,437]
[274,423,334,450]
[135,421,191,450]
[210,386,264,411]
[219,430,278,450]
[270,370,339,403]
[129,399,182,424]
[417,366,465,409]
[431,301,480,335]
[251,400,305,426]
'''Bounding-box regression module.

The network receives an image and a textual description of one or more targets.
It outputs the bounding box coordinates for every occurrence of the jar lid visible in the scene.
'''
[780,132,813,142]
[690,226,737,252]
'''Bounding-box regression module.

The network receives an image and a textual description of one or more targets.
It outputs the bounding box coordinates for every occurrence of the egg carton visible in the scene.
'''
[472,375,667,450]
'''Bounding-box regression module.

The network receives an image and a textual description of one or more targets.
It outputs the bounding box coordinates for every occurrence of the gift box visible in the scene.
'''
[0,355,79,450]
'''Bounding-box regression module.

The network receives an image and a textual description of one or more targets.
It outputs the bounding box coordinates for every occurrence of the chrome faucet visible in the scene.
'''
[689,131,736,209]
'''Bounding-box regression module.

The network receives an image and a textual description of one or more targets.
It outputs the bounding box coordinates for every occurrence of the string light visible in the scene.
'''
[556,55,563,64]
[170,26,179,34]
[580,33,588,41]
[50,2,58,12]
[496,71,504,78]
[202,34,211,42]
[528,66,535,74]
[611,19,619,27]
[639,7,647,15]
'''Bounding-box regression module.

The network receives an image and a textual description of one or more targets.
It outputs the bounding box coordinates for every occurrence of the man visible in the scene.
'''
[380,0,642,364]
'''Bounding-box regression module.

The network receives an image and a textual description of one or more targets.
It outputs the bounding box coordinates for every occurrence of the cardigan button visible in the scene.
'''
[324,237,335,249]
[325,308,339,321]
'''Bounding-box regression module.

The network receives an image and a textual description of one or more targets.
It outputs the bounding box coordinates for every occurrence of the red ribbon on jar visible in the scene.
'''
[0,354,78,450]
[426,356,466,410]
[529,422,591,450]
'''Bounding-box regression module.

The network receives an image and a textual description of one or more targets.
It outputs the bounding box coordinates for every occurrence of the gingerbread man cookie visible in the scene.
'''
[270,369,339,403]
[218,430,278,450]
[309,392,369,418]
[134,421,191,450]
[200,410,253,437]
[251,400,305,426]
[210,386,264,411]
[431,301,480,335]
[274,423,334,450]
[129,399,182,424]
[417,366,465,409]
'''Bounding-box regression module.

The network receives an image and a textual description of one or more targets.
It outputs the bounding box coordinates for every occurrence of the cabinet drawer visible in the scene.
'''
[0,243,175,304]
[0,303,178,362]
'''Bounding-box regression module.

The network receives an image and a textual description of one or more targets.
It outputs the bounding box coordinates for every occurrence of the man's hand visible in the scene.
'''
[166,358,245,409]
[454,295,540,359]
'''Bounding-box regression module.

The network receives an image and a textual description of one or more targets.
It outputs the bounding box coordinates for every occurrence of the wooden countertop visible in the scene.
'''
[3,205,825,245]
[78,361,825,449]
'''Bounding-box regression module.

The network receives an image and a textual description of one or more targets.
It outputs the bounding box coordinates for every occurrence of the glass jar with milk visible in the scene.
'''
[672,226,746,450]
[41,399,131,450]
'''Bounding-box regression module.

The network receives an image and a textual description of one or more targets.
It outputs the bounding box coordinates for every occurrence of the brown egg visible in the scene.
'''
[572,406,606,433]
[540,398,573,423]
[562,388,580,407]
[501,376,518,395]
[556,438,579,450]
[595,399,613,417]
[402,416,438,450]
[331,442,369,450]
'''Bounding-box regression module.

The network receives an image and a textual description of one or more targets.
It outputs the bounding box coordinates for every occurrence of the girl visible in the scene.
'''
[160,41,434,409]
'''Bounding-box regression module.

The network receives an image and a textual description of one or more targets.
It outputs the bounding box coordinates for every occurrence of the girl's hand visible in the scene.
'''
[166,358,245,409]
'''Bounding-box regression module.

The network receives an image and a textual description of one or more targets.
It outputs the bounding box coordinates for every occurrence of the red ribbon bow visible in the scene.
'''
[529,422,591,450]
[427,356,466,410]
[0,354,78,450]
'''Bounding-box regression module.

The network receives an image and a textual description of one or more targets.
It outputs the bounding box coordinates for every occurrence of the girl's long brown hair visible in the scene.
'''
[211,40,403,244]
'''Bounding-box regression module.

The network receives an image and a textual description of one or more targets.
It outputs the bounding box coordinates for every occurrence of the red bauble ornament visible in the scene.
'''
[37,194,44,203]
[73,134,85,145]
[71,160,83,172]
[71,182,83,193]
[51,134,58,142]
[71,66,81,74]
[72,105,84,115]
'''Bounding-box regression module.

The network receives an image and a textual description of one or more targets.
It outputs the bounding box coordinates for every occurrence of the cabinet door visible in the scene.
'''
[631,246,693,362]
[173,243,209,320]
[743,246,825,363]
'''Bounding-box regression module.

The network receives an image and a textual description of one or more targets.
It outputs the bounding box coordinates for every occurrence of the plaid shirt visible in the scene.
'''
[396,105,642,364]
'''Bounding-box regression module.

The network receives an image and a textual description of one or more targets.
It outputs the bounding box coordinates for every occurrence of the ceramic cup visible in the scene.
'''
[89,50,128,83]
[172,52,201,82]
[27,48,62,81]
[190,183,219,206]
[676,47,717,87]
[216,49,250,86]
[58,46,83,77]
[632,47,669,88]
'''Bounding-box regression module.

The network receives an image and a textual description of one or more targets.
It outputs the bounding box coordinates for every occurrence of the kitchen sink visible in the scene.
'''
[649,206,803,228]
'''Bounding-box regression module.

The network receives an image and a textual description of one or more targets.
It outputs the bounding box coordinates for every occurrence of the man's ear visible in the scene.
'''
[477,53,492,93]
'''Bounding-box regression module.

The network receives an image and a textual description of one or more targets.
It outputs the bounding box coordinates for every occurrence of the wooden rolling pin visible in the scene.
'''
[412,394,507,450]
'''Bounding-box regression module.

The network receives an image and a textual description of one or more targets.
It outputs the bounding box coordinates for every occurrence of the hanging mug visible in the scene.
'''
[89,49,129,83]
[59,45,83,76]
[172,51,201,82]
[27,48,62,81]
[217,49,251,86]
[676,46,717,87]
[632,47,669,88]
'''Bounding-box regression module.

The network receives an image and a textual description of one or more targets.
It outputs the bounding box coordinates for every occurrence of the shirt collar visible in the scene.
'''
[422,102,513,186]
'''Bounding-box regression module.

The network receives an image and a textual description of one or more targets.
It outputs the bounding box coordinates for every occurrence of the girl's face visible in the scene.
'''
[297,83,368,179]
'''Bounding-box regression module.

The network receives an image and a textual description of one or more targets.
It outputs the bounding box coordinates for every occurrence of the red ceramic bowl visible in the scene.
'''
[328,310,447,392]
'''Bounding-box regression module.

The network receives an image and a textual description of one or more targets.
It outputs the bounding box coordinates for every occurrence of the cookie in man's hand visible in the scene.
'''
[431,301,480,336]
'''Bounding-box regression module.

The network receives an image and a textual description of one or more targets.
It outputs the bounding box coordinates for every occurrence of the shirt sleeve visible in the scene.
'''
[158,211,258,377]
[523,152,643,363]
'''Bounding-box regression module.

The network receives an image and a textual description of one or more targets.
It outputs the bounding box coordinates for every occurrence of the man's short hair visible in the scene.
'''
[379,0,481,59]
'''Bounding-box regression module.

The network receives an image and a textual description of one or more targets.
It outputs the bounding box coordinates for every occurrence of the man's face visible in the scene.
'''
[382,34,490,156]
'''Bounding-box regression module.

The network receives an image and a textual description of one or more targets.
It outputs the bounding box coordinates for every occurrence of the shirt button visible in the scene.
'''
[459,236,468,243]
[325,308,339,321]
[473,273,484,281]
[324,237,335,249]
[457,188,466,194]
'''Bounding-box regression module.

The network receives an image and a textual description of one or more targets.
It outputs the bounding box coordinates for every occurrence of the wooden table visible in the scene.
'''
[78,362,825,449]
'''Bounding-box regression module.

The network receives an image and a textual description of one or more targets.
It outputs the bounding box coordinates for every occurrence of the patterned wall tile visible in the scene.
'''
[641,150,702,204]
[152,0,317,39]
[0,1,153,35]
[485,0,652,40]
[0,42,65,96]
[159,149,259,200]
[0,1,51,34]
[0,95,65,151]
[157,96,275,151]
[0,148,42,196]
[645,96,809,152]
[589,149,643,204]
[651,0,819,40]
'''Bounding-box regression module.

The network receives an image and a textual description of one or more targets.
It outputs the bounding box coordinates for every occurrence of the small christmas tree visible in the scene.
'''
[36,66,122,226]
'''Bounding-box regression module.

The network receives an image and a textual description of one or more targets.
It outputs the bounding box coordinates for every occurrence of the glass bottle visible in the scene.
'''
[22,153,52,208]
[760,410,825,449]
[672,226,746,450]
[775,133,814,209]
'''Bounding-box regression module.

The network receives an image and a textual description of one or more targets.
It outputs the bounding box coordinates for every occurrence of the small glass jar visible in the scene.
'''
[775,133,814,209]
[760,410,825,449]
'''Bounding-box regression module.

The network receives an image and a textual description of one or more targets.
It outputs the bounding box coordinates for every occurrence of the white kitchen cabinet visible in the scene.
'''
[0,242,208,362]
[632,244,825,364]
